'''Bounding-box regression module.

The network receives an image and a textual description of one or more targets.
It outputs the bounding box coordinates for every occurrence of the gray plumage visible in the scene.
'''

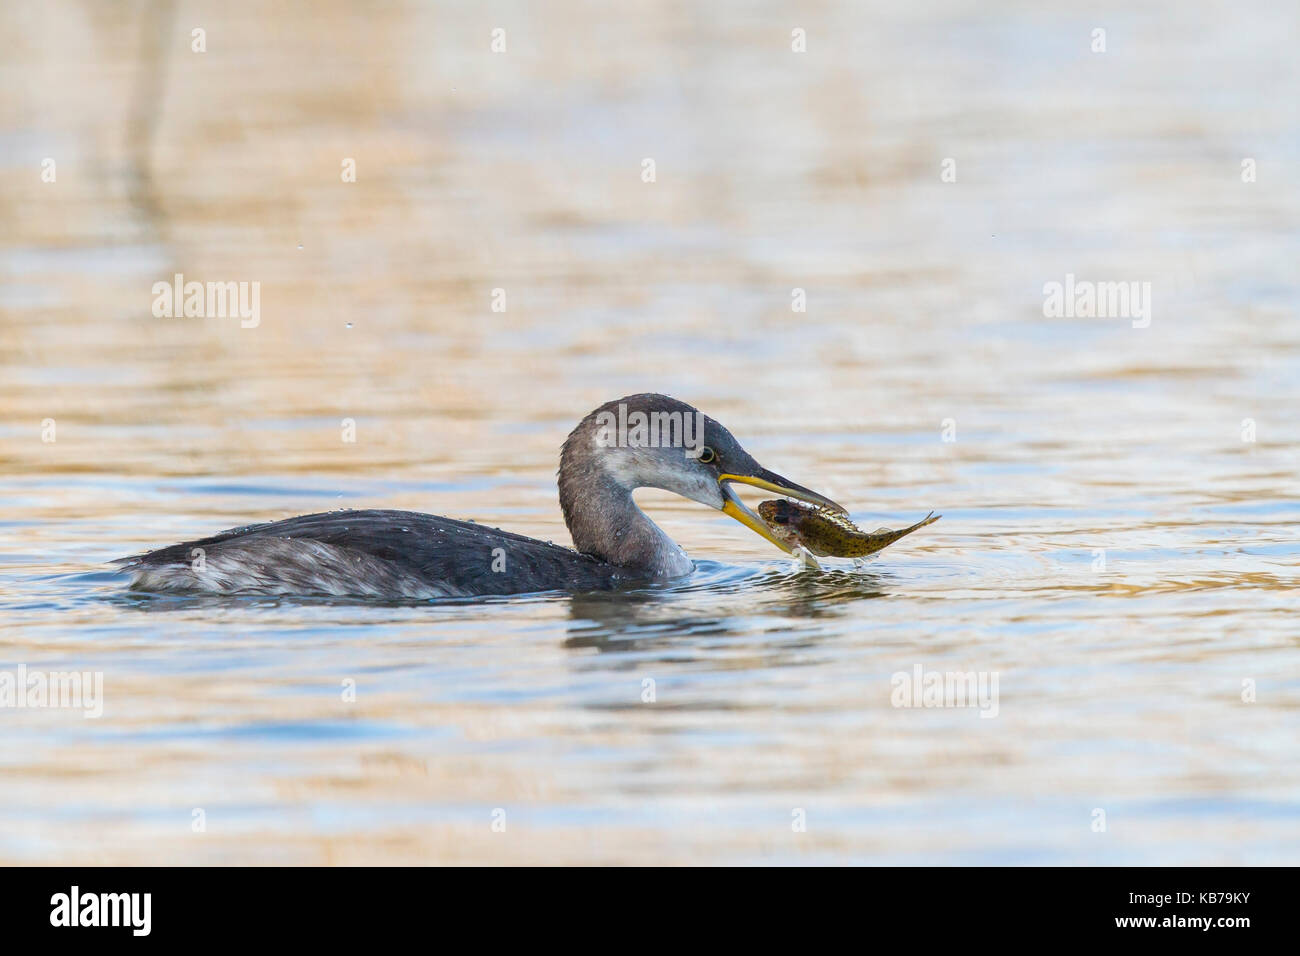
[114,509,630,598]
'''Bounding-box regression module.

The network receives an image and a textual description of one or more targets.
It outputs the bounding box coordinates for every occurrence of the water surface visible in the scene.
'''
[1,0,1297,864]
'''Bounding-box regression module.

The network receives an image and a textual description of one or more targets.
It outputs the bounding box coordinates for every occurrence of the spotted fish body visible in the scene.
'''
[757,499,940,558]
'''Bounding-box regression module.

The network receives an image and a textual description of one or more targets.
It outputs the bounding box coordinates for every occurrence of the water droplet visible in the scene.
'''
[297,242,303,250]
[345,322,353,329]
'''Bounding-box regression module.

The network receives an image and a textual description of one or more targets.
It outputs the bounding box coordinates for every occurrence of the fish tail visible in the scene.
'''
[844,511,940,557]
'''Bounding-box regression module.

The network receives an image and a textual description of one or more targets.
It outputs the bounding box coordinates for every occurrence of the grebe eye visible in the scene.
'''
[697,446,715,464]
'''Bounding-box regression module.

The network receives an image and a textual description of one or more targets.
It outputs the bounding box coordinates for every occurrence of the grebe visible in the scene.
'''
[115,394,845,599]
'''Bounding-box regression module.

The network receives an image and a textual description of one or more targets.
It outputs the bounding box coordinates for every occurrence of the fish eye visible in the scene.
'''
[697,446,716,464]
[772,513,788,524]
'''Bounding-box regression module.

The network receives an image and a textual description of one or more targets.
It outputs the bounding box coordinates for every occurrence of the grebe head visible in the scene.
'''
[560,393,845,557]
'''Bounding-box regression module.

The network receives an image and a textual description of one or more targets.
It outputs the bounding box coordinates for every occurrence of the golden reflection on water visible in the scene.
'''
[1,0,1297,864]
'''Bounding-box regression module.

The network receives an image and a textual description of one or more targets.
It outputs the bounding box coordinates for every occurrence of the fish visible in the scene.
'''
[756,499,940,558]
